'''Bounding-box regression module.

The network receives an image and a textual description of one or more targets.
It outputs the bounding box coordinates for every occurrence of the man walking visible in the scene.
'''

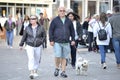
[109,6,120,69]
[49,6,75,78]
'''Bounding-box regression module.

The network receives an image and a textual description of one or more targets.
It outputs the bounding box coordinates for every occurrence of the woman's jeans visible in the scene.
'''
[98,45,107,64]
[6,30,14,47]
[112,38,120,64]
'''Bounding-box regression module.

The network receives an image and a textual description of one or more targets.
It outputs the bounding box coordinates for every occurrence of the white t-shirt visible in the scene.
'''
[88,19,96,32]
[73,21,78,40]
[24,21,29,30]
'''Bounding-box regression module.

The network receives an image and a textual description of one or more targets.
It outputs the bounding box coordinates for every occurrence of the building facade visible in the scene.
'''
[0,0,120,22]
[52,0,120,22]
[0,0,53,19]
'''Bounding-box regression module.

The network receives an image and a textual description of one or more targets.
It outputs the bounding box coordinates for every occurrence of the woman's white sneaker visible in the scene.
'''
[102,63,107,69]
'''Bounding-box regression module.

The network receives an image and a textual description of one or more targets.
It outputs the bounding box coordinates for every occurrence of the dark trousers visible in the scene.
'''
[88,32,93,51]
[70,40,78,66]
[43,37,47,48]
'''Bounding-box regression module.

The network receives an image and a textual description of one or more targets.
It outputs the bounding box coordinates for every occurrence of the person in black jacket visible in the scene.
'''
[4,14,16,48]
[19,15,46,79]
[19,15,30,36]
[0,23,3,31]
[49,6,75,78]
[67,12,82,68]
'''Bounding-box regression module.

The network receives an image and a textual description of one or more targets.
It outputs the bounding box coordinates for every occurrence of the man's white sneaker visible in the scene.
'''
[10,46,13,49]
[29,73,34,79]
[34,73,39,77]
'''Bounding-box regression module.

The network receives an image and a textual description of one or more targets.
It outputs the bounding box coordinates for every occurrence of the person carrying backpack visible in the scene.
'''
[93,12,112,69]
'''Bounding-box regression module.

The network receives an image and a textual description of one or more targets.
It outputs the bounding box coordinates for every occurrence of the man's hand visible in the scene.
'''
[50,42,54,46]
[71,41,75,46]
[19,46,23,50]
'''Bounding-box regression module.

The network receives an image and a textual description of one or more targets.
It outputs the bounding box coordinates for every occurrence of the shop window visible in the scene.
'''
[0,3,7,5]
[24,4,28,6]
[113,0,120,7]
[100,2,109,13]
[0,7,6,17]
[0,8,2,16]
[43,5,48,7]
[8,3,15,6]
[31,4,35,7]
[37,4,42,7]
[16,3,23,6]
[73,2,78,13]
[71,1,78,14]
[88,1,96,16]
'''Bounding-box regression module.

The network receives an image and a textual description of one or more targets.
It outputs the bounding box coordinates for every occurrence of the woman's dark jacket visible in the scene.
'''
[82,21,88,30]
[19,22,24,36]
[76,21,83,39]
[49,16,75,43]
[4,20,15,31]
[19,23,46,47]
[0,23,3,31]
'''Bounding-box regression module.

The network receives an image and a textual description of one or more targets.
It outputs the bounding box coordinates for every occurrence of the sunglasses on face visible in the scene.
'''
[59,10,65,12]
[30,18,36,20]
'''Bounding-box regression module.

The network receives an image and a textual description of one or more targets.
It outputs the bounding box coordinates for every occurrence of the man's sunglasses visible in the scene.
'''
[59,10,65,12]
[30,18,36,20]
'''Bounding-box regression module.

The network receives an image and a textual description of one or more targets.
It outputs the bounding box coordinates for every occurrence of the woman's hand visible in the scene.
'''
[19,46,23,50]
[71,41,75,46]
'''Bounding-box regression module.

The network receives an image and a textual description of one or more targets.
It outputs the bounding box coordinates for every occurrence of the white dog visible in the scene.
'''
[75,57,89,76]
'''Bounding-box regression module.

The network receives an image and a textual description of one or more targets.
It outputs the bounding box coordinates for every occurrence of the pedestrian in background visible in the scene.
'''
[39,12,49,48]
[82,17,90,45]
[93,12,112,69]
[19,15,46,79]
[19,15,30,36]
[4,14,16,48]
[109,6,120,69]
[82,17,89,31]
[88,14,99,52]
[67,12,82,69]
[106,10,113,53]
[16,15,22,36]
[49,6,75,78]
[0,23,3,32]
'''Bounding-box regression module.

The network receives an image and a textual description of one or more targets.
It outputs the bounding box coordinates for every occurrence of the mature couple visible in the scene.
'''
[19,6,120,79]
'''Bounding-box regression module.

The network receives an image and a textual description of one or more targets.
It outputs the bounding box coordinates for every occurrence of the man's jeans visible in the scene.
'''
[112,38,120,64]
[6,30,14,47]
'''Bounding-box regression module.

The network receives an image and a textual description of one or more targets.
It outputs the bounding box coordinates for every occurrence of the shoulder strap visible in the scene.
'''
[97,21,109,29]
[97,21,101,29]
[104,22,109,28]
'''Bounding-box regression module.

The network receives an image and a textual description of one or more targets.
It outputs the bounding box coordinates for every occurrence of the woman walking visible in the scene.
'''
[93,12,112,69]
[19,15,46,79]
[4,14,16,48]
[19,15,30,36]
[67,12,82,68]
